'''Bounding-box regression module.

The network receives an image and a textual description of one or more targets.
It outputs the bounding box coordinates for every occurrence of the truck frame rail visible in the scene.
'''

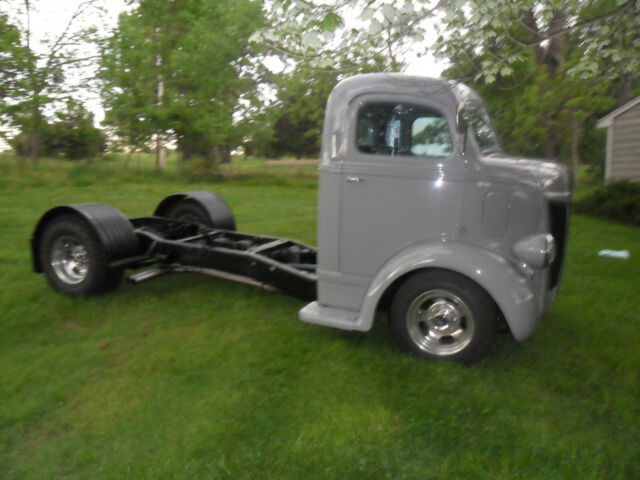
[122,217,317,301]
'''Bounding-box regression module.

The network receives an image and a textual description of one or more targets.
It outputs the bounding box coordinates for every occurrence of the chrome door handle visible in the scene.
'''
[345,176,364,183]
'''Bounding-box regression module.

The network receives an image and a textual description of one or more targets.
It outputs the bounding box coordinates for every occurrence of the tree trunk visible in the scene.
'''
[154,27,166,170]
[570,116,581,184]
[218,141,232,164]
[207,148,217,170]
[156,133,166,170]
[27,130,41,164]
[542,117,556,160]
[616,73,632,106]
[28,103,43,164]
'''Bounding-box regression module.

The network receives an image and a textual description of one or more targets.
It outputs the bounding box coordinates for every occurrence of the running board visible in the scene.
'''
[298,301,367,331]
[127,265,281,293]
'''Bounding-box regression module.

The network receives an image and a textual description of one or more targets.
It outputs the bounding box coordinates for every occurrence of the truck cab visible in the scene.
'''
[300,73,571,363]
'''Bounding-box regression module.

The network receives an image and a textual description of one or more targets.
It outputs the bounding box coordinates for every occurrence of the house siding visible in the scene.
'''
[610,103,640,182]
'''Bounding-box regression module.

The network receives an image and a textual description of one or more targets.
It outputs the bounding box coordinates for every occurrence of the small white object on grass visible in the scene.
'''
[598,249,630,259]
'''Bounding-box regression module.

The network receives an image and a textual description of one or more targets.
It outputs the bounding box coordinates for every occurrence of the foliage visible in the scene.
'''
[99,0,263,166]
[574,180,640,225]
[0,1,103,162]
[46,100,106,160]
[269,67,339,158]
[0,13,29,141]
[1,163,639,478]
[254,0,441,72]
[434,0,639,85]
[10,100,106,160]
[254,0,637,176]
[435,0,635,178]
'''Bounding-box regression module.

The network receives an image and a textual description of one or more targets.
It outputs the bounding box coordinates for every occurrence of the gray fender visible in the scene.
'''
[355,241,540,342]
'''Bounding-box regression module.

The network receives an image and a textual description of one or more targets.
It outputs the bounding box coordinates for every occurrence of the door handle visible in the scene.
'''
[345,176,364,183]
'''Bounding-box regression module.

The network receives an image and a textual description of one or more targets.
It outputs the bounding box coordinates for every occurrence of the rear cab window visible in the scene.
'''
[357,103,452,158]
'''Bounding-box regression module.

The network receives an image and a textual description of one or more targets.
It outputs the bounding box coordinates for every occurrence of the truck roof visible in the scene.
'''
[321,73,462,165]
[329,73,458,106]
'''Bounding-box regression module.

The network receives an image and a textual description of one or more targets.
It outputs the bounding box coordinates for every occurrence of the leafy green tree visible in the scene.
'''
[0,13,30,143]
[10,100,106,159]
[269,67,338,158]
[100,0,263,168]
[0,1,103,162]
[435,0,637,180]
[45,100,106,159]
[255,0,435,72]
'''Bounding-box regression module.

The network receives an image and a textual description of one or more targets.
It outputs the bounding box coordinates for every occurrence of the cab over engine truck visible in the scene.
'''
[31,74,571,363]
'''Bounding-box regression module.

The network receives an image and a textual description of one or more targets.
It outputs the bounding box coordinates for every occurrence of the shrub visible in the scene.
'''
[574,180,640,225]
[10,100,106,161]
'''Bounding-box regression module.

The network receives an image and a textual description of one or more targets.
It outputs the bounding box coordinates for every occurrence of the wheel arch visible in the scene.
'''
[31,204,138,273]
[154,190,236,231]
[377,266,498,316]
[356,241,541,342]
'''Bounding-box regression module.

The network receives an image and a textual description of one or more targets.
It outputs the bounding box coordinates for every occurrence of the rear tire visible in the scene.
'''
[164,201,212,225]
[390,270,498,364]
[155,191,236,230]
[38,215,123,296]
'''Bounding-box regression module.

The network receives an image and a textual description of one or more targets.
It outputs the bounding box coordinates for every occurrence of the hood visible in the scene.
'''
[480,154,571,196]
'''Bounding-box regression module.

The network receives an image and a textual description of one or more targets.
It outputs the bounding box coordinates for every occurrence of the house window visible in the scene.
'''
[357,103,452,157]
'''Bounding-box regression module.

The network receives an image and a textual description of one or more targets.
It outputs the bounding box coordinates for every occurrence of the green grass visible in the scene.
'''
[1,159,639,479]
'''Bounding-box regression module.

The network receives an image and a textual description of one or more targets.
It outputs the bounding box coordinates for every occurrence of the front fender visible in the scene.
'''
[354,241,540,342]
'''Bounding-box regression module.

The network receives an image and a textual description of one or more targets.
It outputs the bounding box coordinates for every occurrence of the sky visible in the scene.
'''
[16,0,130,124]
[11,0,446,126]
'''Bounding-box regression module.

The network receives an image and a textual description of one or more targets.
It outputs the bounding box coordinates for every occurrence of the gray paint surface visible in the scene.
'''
[301,73,571,343]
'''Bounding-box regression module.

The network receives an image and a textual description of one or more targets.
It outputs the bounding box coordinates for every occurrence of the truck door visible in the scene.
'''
[339,96,466,278]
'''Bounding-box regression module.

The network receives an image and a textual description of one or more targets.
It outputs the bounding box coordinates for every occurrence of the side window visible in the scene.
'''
[357,103,452,157]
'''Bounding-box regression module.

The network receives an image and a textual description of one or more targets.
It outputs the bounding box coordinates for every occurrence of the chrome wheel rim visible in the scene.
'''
[406,289,475,356]
[50,236,89,285]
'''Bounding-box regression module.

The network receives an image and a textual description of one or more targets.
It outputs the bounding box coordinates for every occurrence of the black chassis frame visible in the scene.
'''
[115,217,318,301]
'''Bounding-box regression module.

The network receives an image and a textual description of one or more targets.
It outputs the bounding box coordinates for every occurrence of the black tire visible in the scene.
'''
[38,214,123,296]
[389,270,498,364]
[154,191,236,230]
[164,200,213,225]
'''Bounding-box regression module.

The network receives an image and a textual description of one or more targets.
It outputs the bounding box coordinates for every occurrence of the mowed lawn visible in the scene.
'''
[1,161,638,479]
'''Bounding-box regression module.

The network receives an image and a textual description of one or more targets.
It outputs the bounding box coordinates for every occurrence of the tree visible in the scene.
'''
[434,0,638,179]
[254,0,441,73]
[100,0,263,168]
[0,0,104,163]
[0,13,30,143]
[10,100,106,159]
[46,99,106,159]
[269,67,338,158]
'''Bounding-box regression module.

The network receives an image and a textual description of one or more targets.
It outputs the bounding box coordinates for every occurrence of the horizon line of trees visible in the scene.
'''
[1,0,638,180]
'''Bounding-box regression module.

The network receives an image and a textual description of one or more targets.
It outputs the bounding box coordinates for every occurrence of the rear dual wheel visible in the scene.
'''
[39,215,124,296]
[155,191,236,230]
[164,200,212,225]
[390,271,498,364]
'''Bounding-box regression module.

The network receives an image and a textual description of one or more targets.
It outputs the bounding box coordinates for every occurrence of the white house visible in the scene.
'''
[596,96,640,184]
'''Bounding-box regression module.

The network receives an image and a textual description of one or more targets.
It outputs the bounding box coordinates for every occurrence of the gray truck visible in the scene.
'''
[31,73,571,363]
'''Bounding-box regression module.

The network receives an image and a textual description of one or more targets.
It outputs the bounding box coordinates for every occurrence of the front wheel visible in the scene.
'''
[390,270,498,364]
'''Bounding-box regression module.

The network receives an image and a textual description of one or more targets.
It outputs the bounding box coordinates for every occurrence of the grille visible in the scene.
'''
[548,201,569,288]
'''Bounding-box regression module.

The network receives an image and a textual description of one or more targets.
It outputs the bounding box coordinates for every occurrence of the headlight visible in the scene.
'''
[513,234,556,268]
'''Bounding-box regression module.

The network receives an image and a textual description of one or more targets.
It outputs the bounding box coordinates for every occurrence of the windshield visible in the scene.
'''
[452,83,502,154]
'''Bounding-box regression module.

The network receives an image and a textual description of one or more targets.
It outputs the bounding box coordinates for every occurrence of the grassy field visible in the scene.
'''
[1,159,639,479]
